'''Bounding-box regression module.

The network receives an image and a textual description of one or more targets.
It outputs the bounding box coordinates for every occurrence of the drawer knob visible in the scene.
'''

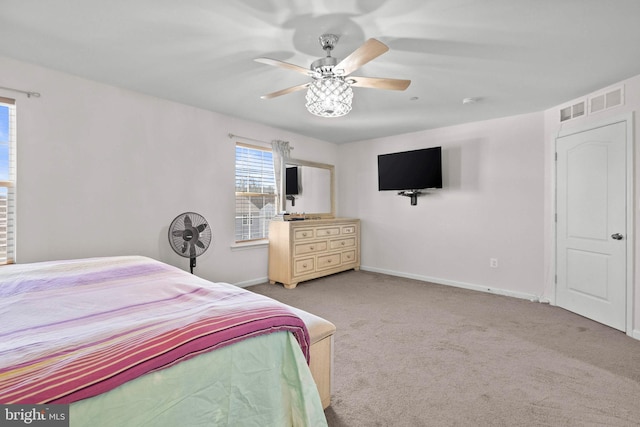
[302,232,307,236]
[341,241,345,246]
[310,246,314,250]
[303,264,307,268]
[327,259,332,263]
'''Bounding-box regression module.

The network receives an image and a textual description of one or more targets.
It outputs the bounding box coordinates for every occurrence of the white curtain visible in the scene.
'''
[271,140,291,212]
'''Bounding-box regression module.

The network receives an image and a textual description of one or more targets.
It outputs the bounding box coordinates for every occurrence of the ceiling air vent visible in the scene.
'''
[559,101,586,122]
[589,86,624,114]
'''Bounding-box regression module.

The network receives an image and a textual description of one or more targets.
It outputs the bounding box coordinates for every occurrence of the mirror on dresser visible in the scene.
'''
[281,158,335,218]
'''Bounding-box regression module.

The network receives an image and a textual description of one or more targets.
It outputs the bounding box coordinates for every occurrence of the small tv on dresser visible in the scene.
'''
[286,166,300,195]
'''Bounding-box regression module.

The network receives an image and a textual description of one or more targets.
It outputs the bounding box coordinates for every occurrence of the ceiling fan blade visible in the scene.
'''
[261,83,310,100]
[254,58,311,76]
[335,38,389,76]
[349,76,411,91]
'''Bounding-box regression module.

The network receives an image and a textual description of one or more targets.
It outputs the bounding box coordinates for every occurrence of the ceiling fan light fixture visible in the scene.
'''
[305,77,353,118]
[257,35,410,116]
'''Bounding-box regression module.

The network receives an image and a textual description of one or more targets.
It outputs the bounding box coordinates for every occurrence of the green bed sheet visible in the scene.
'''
[70,331,327,427]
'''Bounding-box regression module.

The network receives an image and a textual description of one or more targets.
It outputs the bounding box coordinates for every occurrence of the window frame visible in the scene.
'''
[0,96,16,265]
[234,142,277,243]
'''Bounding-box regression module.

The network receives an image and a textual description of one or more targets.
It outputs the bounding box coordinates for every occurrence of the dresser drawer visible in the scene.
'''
[316,227,340,238]
[294,257,315,275]
[341,250,356,264]
[294,241,327,256]
[317,253,341,270]
[329,237,356,250]
[341,225,357,235]
[294,229,314,240]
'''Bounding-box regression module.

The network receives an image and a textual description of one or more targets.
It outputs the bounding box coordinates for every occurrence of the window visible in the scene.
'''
[0,97,16,265]
[235,143,276,242]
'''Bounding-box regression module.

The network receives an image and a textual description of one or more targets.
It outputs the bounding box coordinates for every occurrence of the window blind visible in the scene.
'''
[235,143,276,242]
[0,97,16,264]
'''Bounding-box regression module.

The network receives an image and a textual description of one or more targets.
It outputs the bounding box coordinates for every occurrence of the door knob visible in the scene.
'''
[611,233,624,240]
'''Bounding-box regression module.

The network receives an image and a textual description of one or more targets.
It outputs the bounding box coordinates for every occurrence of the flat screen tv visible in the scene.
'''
[285,166,299,195]
[378,146,442,191]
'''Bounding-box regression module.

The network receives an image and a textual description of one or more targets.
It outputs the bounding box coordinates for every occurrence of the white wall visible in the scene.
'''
[337,112,547,299]
[0,56,338,285]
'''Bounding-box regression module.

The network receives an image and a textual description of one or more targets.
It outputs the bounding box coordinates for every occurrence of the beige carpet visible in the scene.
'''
[249,270,640,427]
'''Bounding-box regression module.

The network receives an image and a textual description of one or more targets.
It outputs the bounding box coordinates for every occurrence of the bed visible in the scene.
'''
[0,256,331,426]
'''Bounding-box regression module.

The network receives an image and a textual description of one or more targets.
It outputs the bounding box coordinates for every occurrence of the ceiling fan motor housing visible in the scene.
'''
[311,56,339,76]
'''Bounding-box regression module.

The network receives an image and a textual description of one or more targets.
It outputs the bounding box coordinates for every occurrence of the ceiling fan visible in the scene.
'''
[255,34,411,118]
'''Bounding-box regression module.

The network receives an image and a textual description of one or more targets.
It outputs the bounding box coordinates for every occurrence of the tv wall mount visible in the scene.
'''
[398,190,422,206]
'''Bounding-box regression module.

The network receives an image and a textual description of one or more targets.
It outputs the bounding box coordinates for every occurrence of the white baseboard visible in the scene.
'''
[632,329,640,341]
[360,265,542,302]
[233,276,268,288]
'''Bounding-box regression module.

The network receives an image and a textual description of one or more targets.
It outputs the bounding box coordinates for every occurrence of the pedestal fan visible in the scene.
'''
[168,212,212,274]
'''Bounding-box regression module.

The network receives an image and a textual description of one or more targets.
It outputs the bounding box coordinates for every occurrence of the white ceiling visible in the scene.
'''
[2,0,640,144]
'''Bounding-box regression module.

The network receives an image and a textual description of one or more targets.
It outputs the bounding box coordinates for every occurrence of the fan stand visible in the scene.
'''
[190,257,196,274]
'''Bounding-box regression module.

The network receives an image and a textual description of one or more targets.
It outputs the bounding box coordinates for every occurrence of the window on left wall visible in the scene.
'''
[234,143,276,242]
[0,97,16,265]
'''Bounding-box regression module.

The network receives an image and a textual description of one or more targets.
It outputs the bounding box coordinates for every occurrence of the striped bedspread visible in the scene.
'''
[0,256,310,404]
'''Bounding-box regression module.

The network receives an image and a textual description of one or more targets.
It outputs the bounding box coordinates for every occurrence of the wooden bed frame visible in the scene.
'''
[289,307,336,409]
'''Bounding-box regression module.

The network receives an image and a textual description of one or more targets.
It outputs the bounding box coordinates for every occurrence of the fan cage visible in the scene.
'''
[168,212,212,258]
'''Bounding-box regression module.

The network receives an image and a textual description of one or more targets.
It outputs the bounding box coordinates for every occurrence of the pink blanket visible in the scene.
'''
[0,256,309,404]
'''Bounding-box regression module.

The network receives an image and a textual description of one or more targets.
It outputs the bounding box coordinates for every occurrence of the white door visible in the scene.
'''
[555,121,627,331]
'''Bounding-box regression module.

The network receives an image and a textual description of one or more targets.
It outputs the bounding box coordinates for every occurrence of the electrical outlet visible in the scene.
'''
[490,258,499,268]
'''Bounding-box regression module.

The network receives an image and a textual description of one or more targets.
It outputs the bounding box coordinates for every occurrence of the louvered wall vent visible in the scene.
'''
[558,85,624,123]
[589,86,624,114]
[559,101,586,122]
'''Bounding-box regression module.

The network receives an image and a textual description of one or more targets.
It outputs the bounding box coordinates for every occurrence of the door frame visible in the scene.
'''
[553,112,634,335]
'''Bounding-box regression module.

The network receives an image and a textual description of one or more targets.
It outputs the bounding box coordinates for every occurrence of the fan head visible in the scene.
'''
[168,212,212,273]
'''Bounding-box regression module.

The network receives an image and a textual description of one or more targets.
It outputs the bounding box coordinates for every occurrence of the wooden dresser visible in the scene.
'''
[268,218,360,289]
